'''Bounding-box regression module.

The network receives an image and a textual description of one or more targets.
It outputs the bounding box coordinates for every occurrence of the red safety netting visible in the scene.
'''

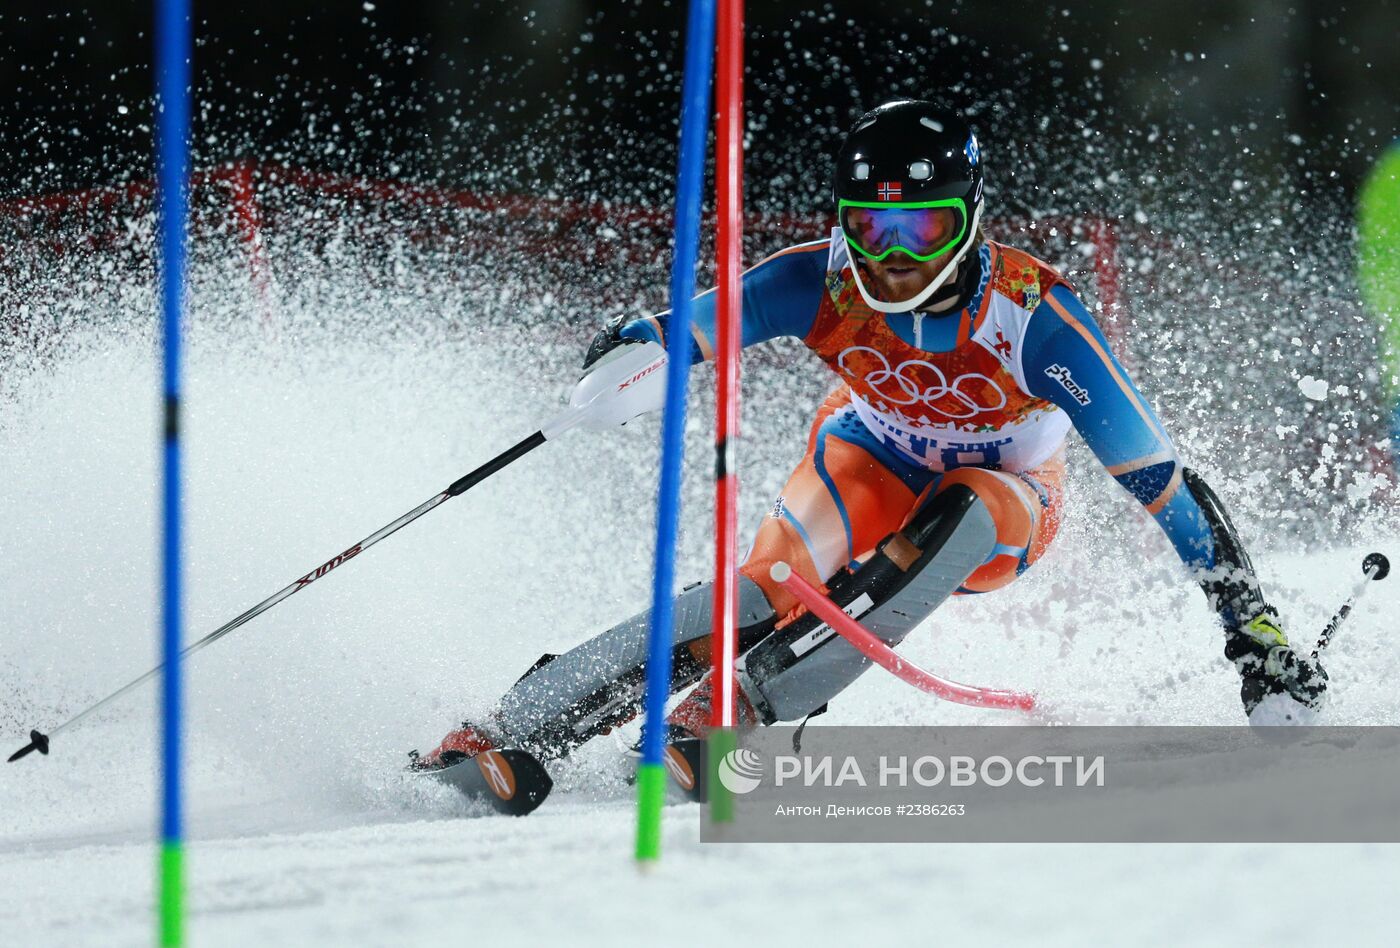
[0,160,1128,362]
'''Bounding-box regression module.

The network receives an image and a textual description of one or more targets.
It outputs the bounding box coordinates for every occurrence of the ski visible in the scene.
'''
[618,736,709,803]
[660,738,708,804]
[414,748,553,816]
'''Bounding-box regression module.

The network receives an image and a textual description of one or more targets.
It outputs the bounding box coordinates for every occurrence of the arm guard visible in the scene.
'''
[1181,467,1268,632]
[1181,468,1327,716]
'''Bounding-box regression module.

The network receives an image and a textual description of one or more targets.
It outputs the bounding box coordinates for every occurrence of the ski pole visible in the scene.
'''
[1313,551,1389,658]
[7,429,545,764]
[8,342,670,764]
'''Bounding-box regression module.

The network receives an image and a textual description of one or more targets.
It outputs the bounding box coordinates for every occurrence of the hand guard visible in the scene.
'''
[559,336,669,432]
[1225,609,1328,718]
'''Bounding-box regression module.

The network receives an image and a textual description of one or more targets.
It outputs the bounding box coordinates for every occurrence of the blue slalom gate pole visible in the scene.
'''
[635,0,717,863]
[155,0,191,941]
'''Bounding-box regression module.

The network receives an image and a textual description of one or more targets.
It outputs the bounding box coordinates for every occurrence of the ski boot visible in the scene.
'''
[664,670,758,741]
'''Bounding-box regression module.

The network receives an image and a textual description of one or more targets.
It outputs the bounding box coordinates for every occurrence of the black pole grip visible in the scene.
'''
[446,431,546,497]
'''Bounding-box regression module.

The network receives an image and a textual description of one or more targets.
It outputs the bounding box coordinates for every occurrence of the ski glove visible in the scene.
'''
[1225,608,1328,717]
[582,315,644,370]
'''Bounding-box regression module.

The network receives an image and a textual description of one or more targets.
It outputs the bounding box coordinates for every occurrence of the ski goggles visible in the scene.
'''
[838,198,968,263]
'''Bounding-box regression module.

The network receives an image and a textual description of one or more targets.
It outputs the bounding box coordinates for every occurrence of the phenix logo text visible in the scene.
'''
[771,754,1106,788]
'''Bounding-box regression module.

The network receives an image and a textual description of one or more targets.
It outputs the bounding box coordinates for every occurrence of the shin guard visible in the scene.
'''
[492,576,776,756]
[742,485,997,723]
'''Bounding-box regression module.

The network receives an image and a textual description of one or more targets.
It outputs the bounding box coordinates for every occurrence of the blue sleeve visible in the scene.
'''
[617,239,828,363]
[1021,284,1218,573]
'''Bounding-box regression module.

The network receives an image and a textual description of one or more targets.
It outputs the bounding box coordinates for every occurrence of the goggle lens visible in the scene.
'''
[840,203,964,262]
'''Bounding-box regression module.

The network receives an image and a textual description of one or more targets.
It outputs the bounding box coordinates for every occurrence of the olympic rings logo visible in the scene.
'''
[836,346,1008,420]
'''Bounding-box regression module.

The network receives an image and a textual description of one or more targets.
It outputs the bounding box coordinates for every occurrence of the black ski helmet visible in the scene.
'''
[833,100,985,312]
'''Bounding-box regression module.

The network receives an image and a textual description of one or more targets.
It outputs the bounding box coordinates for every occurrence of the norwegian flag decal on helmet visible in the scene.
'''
[876,181,902,201]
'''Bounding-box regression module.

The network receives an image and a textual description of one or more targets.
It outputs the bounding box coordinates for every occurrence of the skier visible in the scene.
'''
[411,100,1327,772]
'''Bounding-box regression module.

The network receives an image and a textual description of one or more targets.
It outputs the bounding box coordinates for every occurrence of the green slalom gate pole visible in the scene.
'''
[634,0,717,864]
[154,0,191,941]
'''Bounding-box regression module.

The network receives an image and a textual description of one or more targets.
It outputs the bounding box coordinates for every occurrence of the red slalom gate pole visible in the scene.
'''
[768,562,1037,712]
[708,0,744,822]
